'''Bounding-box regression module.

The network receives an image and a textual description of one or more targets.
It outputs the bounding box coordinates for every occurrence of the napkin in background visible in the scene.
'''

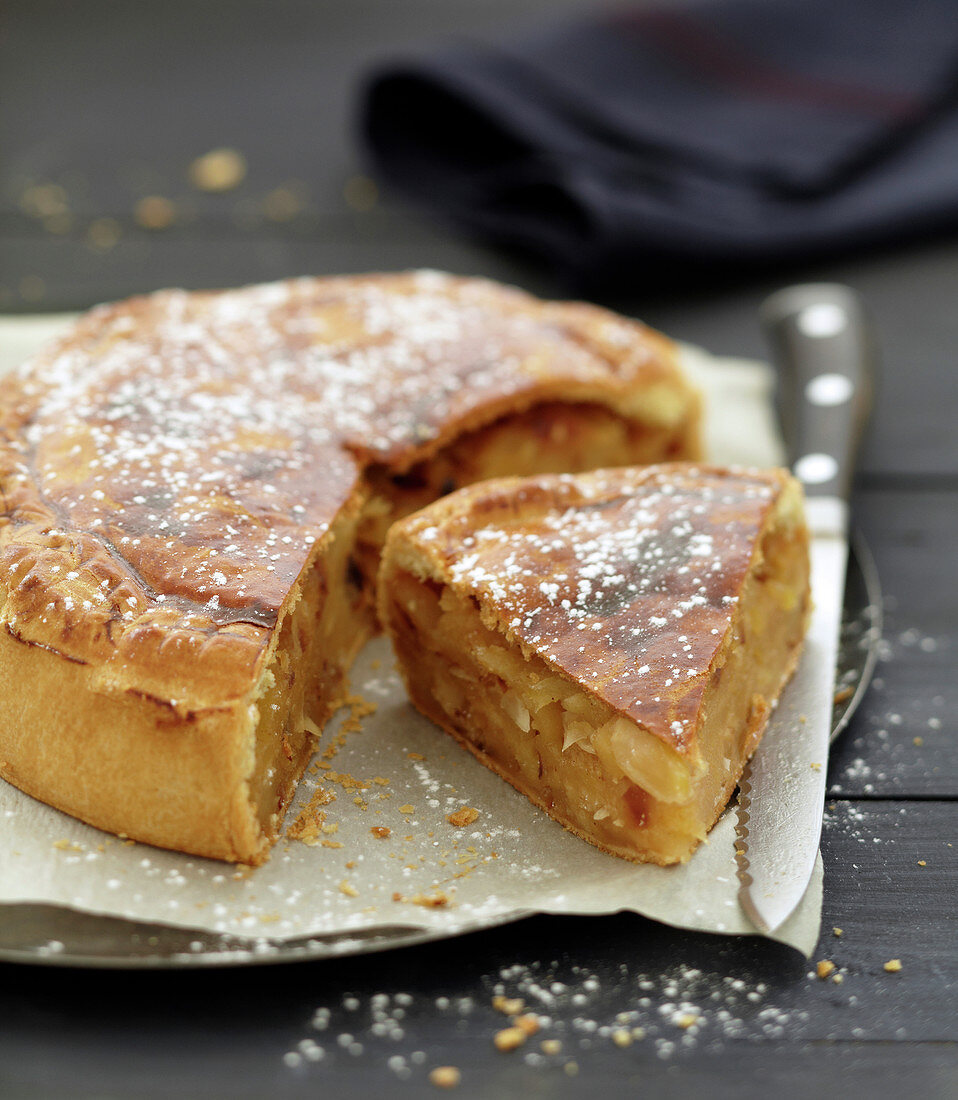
[361,0,958,287]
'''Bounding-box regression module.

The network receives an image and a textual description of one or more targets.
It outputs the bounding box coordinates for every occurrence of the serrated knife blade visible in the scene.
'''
[736,285,875,934]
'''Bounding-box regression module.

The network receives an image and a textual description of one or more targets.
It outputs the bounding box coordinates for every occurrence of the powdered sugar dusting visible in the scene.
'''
[0,272,676,650]
[440,466,781,747]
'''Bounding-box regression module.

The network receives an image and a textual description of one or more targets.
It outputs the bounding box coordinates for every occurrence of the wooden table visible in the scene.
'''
[1,2,956,1096]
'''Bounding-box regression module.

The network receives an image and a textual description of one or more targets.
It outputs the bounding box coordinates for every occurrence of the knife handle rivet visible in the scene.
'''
[797,302,847,338]
[805,373,854,407]
[795,453,839,485]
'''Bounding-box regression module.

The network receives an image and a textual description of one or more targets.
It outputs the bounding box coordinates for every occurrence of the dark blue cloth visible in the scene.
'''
[361,0,958,286]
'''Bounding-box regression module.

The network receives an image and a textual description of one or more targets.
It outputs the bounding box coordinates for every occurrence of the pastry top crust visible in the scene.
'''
[0,271,696,712]
[386,464,805,756]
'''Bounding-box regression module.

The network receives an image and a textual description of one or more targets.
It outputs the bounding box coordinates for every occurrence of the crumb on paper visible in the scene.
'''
[883,959,902,973]
[408,752,425,761]
[447,807,479,828]
[287,787,336,845]
[339,880,359,898]
[395,891,451,909]
[833,927,843,937]
[324,770,370,791]
[816,960,836,980]
[399,804,415,814]
[493,1026,527,1052]
[338,693,377,737]
[371,826,391,839]
[189,147,247,192]
[134,195,176,230]
[428,1066,461,1089]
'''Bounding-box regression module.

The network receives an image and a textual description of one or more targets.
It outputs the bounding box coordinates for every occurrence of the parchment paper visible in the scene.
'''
[0,315,821,958]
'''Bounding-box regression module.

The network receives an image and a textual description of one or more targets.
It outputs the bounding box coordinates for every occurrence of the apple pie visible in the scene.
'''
[0,271,700,863]
[379,464,810,865]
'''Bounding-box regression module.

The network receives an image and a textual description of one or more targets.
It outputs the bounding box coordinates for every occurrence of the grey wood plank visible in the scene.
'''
[828,490,957,798]
[0,0,584,220]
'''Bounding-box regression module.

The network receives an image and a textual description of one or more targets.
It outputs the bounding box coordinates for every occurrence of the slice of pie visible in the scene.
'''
[0,272,701,863]
[379,464,810,865]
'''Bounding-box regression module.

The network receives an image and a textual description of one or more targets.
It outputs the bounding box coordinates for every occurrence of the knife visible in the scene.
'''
[735,283,875,934]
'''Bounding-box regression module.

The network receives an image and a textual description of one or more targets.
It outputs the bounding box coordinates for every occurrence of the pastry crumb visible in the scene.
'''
[513,1014,540,1037]
[492,996,524,1016]
[883,959,902,973]
[399,804,415,814]
[816,960,836,980]
[393,891,451,908]
[287,787,337,845]
[675,1013,698,1029]
[371,826,391,839]
[540,1039,562,1055]
[338,880,359,898]
[134,195,176,230]
[189,147,247,192]
[447,807,479,828]
[493,1026,526,1052]
[428,1066,460,1089]
[833,927,843,937]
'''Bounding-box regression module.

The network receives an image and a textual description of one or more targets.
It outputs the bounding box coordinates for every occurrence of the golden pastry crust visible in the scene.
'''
[380,464,810,865]
[0,271,701,862]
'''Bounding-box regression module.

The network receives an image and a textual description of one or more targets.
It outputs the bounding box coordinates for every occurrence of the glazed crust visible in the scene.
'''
[0,271,700,862]
[381,464,803,758]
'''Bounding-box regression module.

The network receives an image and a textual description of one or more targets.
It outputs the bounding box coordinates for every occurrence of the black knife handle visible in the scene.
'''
[760,284,875,502]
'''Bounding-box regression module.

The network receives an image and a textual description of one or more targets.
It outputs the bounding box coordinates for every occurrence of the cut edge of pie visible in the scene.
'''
[379,464,811,866]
